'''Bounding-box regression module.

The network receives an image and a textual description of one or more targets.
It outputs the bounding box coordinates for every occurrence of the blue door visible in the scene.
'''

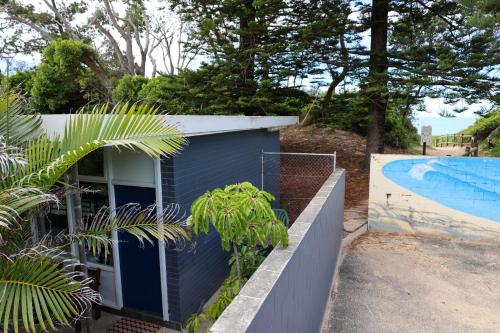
[115,185,163,315]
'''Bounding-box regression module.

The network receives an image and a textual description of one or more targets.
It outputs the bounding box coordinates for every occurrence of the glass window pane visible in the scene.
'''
[78,149,105,178]
[81,182,113,266]
[41,199,70,236]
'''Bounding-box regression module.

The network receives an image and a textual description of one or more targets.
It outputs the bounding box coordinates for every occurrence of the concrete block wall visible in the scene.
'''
[369,154,500,241]
[210,169,346,333]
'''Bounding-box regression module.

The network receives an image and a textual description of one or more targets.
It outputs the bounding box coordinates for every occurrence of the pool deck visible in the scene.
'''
[327,233,500,333]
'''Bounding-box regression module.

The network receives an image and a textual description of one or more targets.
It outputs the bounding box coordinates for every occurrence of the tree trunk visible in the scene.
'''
[239,0,257,85]
[320,33,349,116]
[68,165,94,333]
[320,71,347,116]
[232,242,243,287]
[364,0,389,169]
[80,52,113,102]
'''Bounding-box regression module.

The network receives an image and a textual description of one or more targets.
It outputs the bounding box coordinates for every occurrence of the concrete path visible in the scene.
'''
[327,234,500,333]
[343,200,368,234]
[425,146,467,156]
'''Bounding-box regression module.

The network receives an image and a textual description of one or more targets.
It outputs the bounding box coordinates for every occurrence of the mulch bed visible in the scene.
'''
[280,126,370,223]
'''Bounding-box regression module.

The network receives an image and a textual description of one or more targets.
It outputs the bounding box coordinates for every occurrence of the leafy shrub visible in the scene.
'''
[1,70,35,97]
[320,93,418,148]
[138,75,195,114]
[134,64,310,115]
[462,109,500,139]
[185,182,288,332]
[112,75,149,103]
[30,39,104,113]
[463,110,500,156]
[383,108,419,148]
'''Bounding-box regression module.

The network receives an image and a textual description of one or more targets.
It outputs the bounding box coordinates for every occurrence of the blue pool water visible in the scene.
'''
[382,157,500,222]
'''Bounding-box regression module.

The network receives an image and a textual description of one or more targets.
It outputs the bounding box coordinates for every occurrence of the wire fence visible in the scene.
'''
[262,152,336,225]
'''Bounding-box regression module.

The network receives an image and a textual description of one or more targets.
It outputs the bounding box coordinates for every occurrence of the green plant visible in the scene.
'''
[462,110,500,138]
[185,183,288,332]
[189,182,288,285]
[30,39,107,113]
[112,75,150,103]
[0,89,188,333]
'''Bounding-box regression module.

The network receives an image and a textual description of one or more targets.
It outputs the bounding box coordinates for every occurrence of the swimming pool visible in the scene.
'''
[382,157,500,223]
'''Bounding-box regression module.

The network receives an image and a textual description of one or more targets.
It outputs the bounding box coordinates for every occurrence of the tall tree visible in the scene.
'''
[364,0,389,166]
[0,1,198,89]
[294,0,366,124]
[0,0,113,95]
[171,0,303,115]
[362,0,499,162]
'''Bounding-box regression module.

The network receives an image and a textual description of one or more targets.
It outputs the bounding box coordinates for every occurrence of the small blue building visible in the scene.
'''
[39,115,297,328]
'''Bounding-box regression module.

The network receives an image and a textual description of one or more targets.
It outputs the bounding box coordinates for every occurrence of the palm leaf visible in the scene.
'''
[0,248,101,333]
[7,103,185,190]
[44,204,188,260]
[0,137,27,180]
[0,89,42,147]
[0,188,58,236]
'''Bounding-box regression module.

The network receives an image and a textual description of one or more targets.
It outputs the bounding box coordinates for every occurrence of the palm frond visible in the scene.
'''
[0,89,42,147]
[0,247,101,333]
[0,188,58,236]
[0,137,26,180]
[44,204,188,260]
[8,103,185,189]
[0,221,33,256]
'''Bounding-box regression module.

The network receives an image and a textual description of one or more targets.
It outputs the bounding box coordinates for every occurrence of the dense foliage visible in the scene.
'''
[462,110,500,156]
[30,39,107,113]
[186,182,288,332]
[0,0,498,145]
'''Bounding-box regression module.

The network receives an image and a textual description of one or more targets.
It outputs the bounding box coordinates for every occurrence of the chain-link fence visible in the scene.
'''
[261,152,336,225]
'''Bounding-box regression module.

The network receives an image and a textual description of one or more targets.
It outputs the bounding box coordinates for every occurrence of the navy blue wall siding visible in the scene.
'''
[161,129,280,324]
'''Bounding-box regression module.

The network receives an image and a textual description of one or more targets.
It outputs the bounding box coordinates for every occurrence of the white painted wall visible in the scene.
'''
[111,148,156,187]
[40,115,298,138]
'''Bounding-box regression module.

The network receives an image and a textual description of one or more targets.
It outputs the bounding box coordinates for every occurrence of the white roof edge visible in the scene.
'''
[40,114,298,137]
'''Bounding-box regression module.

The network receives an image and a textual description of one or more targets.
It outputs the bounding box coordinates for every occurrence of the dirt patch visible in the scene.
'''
[278,126,411,223]
[280,126,372,214]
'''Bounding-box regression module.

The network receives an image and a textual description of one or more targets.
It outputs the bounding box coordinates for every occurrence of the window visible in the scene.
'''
[80,182,113,266]
[39,199,70,237]
[78,149,105,178]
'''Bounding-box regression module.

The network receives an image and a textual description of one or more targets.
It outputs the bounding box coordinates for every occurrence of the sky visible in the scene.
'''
[412,98,482,135]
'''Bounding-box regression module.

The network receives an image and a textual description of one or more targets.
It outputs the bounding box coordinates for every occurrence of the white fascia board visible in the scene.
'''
[40,115,298,138]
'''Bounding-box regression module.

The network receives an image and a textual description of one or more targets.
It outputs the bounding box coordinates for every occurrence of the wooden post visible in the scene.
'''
[472,132,479,157]
[423,142,427,155]
[460,134,464,147]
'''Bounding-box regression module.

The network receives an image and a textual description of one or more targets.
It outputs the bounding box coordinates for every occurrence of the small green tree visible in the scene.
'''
[186,183,288,332]
[189,182,288,286]
[112,75,150,103]
[30,39,108,113]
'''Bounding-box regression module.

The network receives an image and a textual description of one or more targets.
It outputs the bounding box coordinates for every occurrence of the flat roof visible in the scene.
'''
[40,115,298,137]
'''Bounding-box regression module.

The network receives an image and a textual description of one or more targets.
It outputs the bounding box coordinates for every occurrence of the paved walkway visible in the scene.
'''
[327,234,500,333]
[343,200,368,234]
[425,146,467,156]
